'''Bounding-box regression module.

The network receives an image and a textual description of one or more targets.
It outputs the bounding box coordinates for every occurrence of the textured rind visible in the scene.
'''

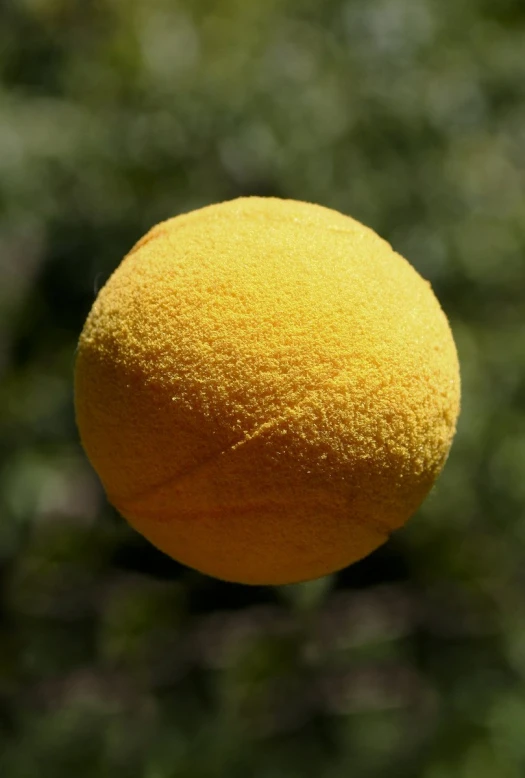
[75,197,460,585]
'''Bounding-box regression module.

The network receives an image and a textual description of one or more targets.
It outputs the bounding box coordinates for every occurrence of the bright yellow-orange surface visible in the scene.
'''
[75,197,460,585]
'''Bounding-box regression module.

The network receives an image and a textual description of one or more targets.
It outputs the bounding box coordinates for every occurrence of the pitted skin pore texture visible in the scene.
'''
[75,197,460,585]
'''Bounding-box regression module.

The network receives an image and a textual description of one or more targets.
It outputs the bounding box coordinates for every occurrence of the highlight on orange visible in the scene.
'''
[75,197,460,585]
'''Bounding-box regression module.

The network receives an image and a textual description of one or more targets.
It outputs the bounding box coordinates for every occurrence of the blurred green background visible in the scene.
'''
[1,0,525,776]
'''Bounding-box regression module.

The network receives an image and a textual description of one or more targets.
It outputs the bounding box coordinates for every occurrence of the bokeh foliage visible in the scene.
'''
[1,0,525,776]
